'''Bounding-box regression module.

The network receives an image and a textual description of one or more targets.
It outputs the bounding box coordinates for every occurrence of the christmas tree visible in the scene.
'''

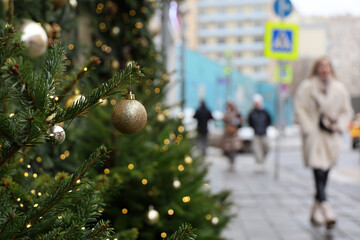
[0,0,232,239]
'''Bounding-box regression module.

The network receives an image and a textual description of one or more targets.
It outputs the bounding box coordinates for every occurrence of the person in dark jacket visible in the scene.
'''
[193,100,213,155]
[248,94,271,172]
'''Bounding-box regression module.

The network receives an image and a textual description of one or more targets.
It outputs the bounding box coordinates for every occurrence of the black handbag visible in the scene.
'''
[319,114,335,134]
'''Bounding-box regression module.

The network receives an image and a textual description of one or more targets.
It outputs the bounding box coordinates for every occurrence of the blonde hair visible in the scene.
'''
[309,56,337,79]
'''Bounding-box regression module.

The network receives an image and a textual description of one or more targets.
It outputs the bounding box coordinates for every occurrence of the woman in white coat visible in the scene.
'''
[294,57,353,229]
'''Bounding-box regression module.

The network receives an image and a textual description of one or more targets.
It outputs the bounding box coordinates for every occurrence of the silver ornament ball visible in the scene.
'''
[21,20,48,57]
[47,125,66,145]
[146,206,160,225]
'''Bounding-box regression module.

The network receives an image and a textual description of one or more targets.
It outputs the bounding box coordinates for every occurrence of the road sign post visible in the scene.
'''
[265,0,297,180]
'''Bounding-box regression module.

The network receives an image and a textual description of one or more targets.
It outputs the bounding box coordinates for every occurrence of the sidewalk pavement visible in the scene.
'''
[205,135,360,240]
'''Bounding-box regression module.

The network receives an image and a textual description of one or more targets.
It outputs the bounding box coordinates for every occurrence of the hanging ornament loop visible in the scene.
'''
[128,91,135,100]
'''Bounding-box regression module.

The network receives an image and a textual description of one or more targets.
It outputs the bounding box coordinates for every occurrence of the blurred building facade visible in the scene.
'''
[184,0,271,81]
[291,16,360,97]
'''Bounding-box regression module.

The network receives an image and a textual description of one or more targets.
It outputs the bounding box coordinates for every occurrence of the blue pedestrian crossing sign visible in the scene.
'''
[264,22,299,60]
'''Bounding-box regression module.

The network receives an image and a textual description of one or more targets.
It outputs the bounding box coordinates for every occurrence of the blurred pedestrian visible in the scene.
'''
[248,94,271,172]
[294,56,353,229]
[193,100,213,155]
[222,102,242,171]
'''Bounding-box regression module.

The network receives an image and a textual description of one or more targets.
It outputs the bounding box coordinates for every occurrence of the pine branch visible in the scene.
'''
[51,61,144,124]
[0,42,19,70]
[10,145,110,239]
[9,64,39,109]
[57,56,101,102]
[166,223,197,240]
[84,220,113,240]
[40,44,67,108]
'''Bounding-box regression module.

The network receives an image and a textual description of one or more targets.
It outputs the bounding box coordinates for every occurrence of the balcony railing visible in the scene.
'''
[198,12,269,23]
[198,27,263,38]
[198,42,264,52]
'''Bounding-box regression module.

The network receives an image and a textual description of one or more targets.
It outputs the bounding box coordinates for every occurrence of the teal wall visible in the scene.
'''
[181,48,294,125]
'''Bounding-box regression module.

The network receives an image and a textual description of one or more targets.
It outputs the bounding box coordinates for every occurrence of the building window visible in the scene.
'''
[199,23,207,29]
[254,21,263,27]
[200,39,206,44]
[218,23,225,28]
[236,52,243,58]
[254,36,263,42]
[237,37,243,43]
[218,7,225,14]
[253,5,264,12]
[218,37,225,44]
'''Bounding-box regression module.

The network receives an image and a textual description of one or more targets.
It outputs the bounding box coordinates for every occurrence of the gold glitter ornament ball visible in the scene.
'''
[112,92,147,134]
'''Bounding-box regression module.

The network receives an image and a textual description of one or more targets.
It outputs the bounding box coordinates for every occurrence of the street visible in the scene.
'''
[206,131,360,240]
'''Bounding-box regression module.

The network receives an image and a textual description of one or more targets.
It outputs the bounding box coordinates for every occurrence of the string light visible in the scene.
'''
[135,22,143,29]
[24,172,29,177]
[16,198,21,202]
[64,151,70,157]
[170,133,176,140]
[129,10,136,16]
[96,40,102,47]
[128,164,134,170]
[26,223,31,228]
[9,113,15,118]
[182,196,191,203]
[83,67,88,72]
[141,179,148,185]
[37,192,42,196]
[33,173,37,178]
[19,157,24,163]
[97,3,104,9]
[212,217,220,225]
[163,139,170,145]
[60,154,66,160]
[76,179,81,184]
[154,88,160,94]
[178,126,185,132]
[81,227,85,230]
[168,209,174,215]
[110,99,116,105]
[178,165,184,172]
[173,179,181,189]
[68,44,74,50]
[205,214,212,220]
[30,189,36,195]
[104,168,110,174]
[98,210,103,213]
[33,203,38,208]
[161,232,167,238]
[36,157,41,163]
[184,155,193,165]
[112,27,120,35]
[122,208,128,214]
[27,165,31,168]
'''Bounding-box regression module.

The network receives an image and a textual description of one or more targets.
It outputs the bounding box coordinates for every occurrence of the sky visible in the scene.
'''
[290,0,360,17]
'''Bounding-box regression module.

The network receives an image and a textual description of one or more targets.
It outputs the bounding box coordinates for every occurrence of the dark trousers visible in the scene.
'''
[313,168,330,202]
